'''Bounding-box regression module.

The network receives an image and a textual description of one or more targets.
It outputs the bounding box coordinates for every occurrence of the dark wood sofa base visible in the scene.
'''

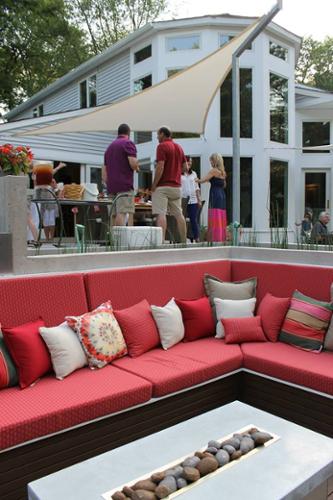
[1,371,332,500]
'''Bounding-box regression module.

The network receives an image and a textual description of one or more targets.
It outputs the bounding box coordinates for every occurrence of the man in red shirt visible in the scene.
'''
[151,127,187,243]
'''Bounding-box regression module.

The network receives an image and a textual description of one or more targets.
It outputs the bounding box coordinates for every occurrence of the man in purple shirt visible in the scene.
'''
[102,124,139,226]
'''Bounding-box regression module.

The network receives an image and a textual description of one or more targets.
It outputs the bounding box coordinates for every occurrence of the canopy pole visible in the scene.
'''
[232,0,283,224]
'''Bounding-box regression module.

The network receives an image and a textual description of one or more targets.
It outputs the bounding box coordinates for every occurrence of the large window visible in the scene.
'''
[220,68,253,138]
[134,45,152,64]
[224,157,253,227]
[219,34,234,47]
[270,160,288,227]
[80,75,97,109]
[270,73,288,143]
[166,34,200,51]
[33,104,44,117]
[167,68,184,78]
[303,122,330,153]
[269,41,288,61]
[134,74,152,93]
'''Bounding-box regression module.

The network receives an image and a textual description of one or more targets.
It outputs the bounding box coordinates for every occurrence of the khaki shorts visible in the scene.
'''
[152,187,183,217]
[110,191,135,214]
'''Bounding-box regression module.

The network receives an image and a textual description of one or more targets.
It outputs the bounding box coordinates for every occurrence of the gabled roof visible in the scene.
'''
[6,13,301,121]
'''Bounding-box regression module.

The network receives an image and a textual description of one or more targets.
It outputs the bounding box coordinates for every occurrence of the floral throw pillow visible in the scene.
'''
[66,301,127,369]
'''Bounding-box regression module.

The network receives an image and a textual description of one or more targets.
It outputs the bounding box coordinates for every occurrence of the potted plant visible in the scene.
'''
[0,143,33,176]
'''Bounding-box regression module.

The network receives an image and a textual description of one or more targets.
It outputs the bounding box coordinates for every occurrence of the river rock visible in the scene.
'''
[233,433,243,440]
[122,486,137,499]
[208,440,221,449]
[195,451,213,459]
[157,476,177,494]
[248,427,259,434]
[155,484,171,500]
[231,450,242,460]
[215,449,230,467]
[133,480,156,492]
[150,472,165,484]
[222,445,236,455]
[182,456,200,468]
[206,446,219,454]
[133,491,157,500]
[176,478,188,489]
[112,492,127,500]
[240,437,255,455]
[221,437,240,450]
[164,465,184,479]
[182,466,201,482]
[252,431,273,446]
[196,457,219,476]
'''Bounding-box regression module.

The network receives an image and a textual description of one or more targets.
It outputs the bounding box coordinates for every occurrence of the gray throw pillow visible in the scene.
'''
[324,283,333,351]
[204,273,257,321]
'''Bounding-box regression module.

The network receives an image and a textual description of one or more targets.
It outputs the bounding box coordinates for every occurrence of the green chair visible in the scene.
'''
[75,224,86,253]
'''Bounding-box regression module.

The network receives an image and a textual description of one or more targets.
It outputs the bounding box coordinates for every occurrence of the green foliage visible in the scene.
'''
[0,0,89,111]
[296,36,333,91]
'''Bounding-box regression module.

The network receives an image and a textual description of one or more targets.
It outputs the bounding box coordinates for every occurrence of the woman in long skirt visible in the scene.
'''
[197,153,227,242]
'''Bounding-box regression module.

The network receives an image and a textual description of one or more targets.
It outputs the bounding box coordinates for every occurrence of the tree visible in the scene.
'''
[68,0,168,54]
[296,36,333,92]
[0,0,89,112]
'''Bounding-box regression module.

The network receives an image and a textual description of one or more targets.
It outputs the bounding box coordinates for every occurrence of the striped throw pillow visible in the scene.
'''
[279,290,333,352]
[0,330,18,389]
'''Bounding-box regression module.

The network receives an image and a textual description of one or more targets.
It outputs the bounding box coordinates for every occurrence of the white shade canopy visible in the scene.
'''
[19,20,259,137]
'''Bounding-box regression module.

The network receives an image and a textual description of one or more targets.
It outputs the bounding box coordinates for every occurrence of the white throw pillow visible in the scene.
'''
[214,297,257,338]
[40,322,87,379]
[151,298,185,350]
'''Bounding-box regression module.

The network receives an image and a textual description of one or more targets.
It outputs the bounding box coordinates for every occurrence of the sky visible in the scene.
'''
[166,0,333,40]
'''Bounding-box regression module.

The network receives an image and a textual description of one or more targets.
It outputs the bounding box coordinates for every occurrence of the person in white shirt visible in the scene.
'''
[181,156,201,242]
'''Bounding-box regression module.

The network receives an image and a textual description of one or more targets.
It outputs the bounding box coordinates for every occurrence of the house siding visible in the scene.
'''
[97,51,131,105]
[44,83,79,115]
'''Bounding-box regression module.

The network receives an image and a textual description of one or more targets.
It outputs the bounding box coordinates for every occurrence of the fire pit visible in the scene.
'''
[103,425,279,500]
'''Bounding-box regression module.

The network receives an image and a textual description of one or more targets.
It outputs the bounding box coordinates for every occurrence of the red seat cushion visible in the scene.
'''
[84,261,231,310]
[0,366,152,450]
[114,299,160,357]
[113,338,243,397]
[223,316,267,344]
[176,296,215,342]
[241,341,333,395]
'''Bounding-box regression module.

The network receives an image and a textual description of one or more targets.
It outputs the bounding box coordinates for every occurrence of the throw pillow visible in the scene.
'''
[114,299,160,357]
[2,318,51,389]
[151,298,185,350]
[324,283,333,351]
[67,301,127,368]
[40,322,88,379]
[279,290,333,352]
[223,316,267,344]
[204,274,257,321]
[175,296,215,342]
[257,293,290,342]
[0,329,18,389]
[214,297,256,338]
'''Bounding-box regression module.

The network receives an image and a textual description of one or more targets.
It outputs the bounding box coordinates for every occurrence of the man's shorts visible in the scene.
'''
[110,191,135,214]
[152,187,183,217]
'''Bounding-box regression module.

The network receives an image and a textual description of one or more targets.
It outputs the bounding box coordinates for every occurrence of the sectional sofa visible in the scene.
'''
[0,258,332,500]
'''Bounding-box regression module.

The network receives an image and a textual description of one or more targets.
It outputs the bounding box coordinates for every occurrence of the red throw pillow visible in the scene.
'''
[222,316,267,344]
[257,293,290,342]
[114,299,160,357]
[2,318,51,389]
[176,296,215,342]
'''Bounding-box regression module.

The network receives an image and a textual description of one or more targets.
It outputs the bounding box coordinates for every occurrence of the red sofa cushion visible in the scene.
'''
[2,318,51,389]
[257,293,290,342]
[231,260,333,304]
[84,261,231,311]
[0,274,88,328]
[176,296,215,342]
[241,341,333,395]
[0,366,152,450]
[114,299,160,357]
[113,338,242,397]
[223,316,267,344]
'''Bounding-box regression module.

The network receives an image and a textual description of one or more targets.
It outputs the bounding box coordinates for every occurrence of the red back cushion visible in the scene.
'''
[0,274,88,328]
[231,261,333,303]
[84,261,231,310]
[176,296,215,342]
[223,316,267,344]
[257,293,290,342]
[2,318,52,388]
[114,299,160,357]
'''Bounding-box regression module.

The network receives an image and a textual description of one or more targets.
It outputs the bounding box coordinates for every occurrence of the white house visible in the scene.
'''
[1,14,333,239]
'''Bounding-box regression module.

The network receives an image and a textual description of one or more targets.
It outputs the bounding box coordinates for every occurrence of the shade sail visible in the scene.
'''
[19,20,259,137]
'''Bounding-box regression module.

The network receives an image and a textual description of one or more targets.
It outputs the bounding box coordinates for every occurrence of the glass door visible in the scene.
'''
[304,170,330,224]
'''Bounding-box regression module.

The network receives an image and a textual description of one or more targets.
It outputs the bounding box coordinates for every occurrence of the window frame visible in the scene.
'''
[134,44,152,64]
[166,33,201,52]
[269,158,289,228]
[133,73,152,94]
[79,73,97,109]
[269,71,289,144]
[302,120,331,154]
[269,40,289,62]
[223,156,254,228]
[33,105,44,118]
[166,67,185,78]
